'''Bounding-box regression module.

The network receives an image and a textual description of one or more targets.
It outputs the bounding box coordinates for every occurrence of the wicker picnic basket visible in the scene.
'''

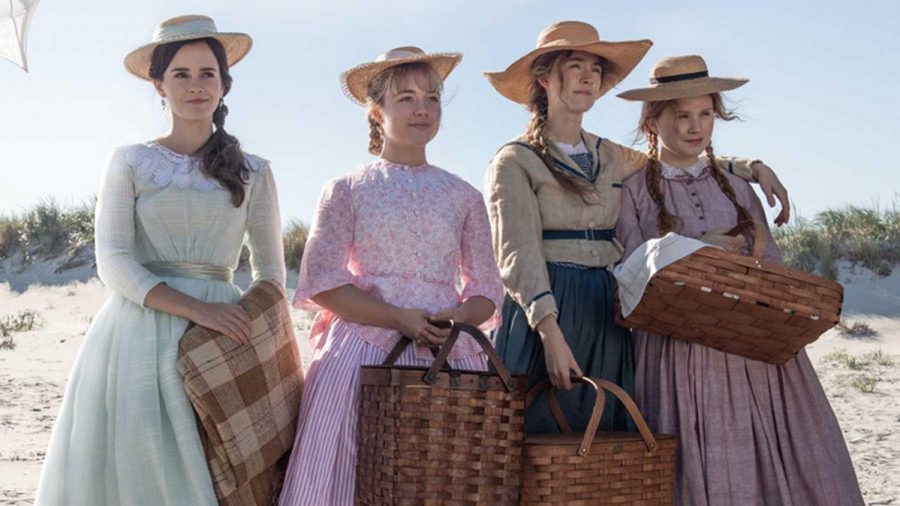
[618,221,843,364]
[356,321,528,505]
[521,377,676,505]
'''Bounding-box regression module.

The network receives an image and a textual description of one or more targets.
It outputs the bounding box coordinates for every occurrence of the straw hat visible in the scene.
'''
[484,21,652,105]
[617,55,748,102]
[124,15,252,81]
[340,46,462,106]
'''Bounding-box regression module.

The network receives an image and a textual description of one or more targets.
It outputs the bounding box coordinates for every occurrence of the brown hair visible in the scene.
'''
[638,93,752,233]
[525,50,611,197]
[365,62,443,156]
[149,37,250,207]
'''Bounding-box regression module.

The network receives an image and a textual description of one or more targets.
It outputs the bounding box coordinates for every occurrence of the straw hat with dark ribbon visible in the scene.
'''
[484,21,652,105]
[617,54,748,102]
[340,46,462,106]
[124,15,252,81]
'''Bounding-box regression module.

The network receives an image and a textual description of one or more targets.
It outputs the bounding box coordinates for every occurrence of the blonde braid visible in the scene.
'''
[367,115,384,156]
[645,132,679,234]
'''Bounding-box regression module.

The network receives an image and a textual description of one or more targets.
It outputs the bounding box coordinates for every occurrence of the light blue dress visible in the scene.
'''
[34,142,285,506]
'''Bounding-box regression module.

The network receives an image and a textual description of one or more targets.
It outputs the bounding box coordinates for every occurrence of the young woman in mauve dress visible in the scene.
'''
[615,54,863,506]
[277,47,504,505]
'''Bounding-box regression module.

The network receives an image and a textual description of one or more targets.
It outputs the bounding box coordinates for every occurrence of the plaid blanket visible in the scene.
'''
[177,280,304,505]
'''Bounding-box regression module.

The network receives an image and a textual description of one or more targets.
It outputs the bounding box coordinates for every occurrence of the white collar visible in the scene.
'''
[660,157,709,179]
[553,139,589,156]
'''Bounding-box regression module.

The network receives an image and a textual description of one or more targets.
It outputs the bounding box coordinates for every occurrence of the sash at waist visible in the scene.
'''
[143,261,234,283]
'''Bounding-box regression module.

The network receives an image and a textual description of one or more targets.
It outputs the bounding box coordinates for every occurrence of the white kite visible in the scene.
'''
[1,0,40,71]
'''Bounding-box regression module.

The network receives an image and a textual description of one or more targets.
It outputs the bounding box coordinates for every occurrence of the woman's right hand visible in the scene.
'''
[393,308,451,346]
[189,302,253,345]
[536,316,583,390]
[702,230,744,252]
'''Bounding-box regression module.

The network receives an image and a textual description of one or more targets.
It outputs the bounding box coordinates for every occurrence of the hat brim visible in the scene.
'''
[124,32,253,81]
[616,77,748,102]
[340,53,462,106]
[483,39,652,105]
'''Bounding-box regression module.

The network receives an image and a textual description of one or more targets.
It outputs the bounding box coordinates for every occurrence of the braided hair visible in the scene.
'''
[525,51,610,197]
[638,93,750,234]
[364,62,443,156]
[149,37,250,207]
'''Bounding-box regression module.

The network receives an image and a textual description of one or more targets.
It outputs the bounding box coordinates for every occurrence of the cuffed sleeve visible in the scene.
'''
[458,187,505,330]
[293,177,355,311]
[245,163,286,288]
[486,149,557,328]
[94,146,164,306]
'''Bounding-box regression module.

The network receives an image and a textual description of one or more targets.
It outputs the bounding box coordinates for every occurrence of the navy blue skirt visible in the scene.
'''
[494,263,635,435]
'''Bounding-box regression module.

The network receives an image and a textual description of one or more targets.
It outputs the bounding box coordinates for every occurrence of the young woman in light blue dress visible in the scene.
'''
[35,15,285,506]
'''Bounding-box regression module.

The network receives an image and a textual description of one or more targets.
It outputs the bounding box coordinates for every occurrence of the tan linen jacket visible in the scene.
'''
[485,130,755,328]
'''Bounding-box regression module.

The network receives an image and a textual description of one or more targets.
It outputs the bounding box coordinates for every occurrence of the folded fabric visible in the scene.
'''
[613,233,719,318]
[177,280,304,506]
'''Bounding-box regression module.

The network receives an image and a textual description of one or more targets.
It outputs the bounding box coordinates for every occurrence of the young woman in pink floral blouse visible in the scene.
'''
[277,47,504,505]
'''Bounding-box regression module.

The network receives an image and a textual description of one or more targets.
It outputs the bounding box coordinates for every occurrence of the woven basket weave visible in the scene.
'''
[521,377,675,505]
[357,322,527,505]
[619,221,843,364]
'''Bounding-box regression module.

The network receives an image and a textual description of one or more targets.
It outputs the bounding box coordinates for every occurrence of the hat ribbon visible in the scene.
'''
[651,70,709,84]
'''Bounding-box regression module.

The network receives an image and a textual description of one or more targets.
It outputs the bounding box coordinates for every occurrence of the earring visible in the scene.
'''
[160,98,167,110]
[217,98,224,111]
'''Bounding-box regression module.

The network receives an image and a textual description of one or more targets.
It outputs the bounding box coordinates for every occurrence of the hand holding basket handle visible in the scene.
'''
[725,220,767,260]
[526,377,658,458]
[382,321,515,392]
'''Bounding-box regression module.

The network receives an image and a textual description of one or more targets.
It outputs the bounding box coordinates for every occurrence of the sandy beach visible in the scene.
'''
[1,262,898,505]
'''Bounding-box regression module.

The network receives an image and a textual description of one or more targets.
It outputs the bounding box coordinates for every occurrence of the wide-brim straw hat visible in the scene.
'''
[124,15,252,81]
[484,21,652,105]
[340,46,462,106]
[617,54,748,101]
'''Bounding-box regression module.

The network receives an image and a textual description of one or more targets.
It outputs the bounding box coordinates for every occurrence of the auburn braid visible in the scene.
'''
[705,143,754,230]
[645,132,680,234]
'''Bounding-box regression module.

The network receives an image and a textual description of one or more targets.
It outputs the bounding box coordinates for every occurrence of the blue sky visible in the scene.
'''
[1,0,898,224]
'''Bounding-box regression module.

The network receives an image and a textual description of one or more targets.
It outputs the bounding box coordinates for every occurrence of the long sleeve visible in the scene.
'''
[245,163,286,288]
[292,177,355,311]
[94,146,164,306]
[615,180,647,261]
[486,152,556,328]
[613,142,756,181]
[458,187,505,328]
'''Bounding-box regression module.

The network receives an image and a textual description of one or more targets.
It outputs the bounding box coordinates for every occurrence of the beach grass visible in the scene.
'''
[3,199,898,279]
[773,203,900,279]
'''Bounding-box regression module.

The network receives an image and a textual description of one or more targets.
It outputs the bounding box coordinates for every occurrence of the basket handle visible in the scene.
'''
[382,321,515,392]
[526,377,658,457]
[726,220,767,260]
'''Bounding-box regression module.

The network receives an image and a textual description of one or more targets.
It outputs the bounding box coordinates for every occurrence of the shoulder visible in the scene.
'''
[492,135,538,165]
[431,165,482,199]
[622,167,649,192]
[242,151,271,173]
[720,170,757,204]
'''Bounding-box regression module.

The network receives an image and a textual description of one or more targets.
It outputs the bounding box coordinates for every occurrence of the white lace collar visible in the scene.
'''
[660,157,709,180]
[127,141,224,192]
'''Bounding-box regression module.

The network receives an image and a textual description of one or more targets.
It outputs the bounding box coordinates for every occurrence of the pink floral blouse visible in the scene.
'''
[293,159,504,360]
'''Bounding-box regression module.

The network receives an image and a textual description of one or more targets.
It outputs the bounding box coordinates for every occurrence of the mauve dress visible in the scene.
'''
[615,160,863,506]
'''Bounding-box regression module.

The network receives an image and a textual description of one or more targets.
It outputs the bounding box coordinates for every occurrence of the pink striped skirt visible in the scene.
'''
[277,321,487,505]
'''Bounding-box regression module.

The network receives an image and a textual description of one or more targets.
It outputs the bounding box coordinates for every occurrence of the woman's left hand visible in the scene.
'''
[751,161,790,226]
